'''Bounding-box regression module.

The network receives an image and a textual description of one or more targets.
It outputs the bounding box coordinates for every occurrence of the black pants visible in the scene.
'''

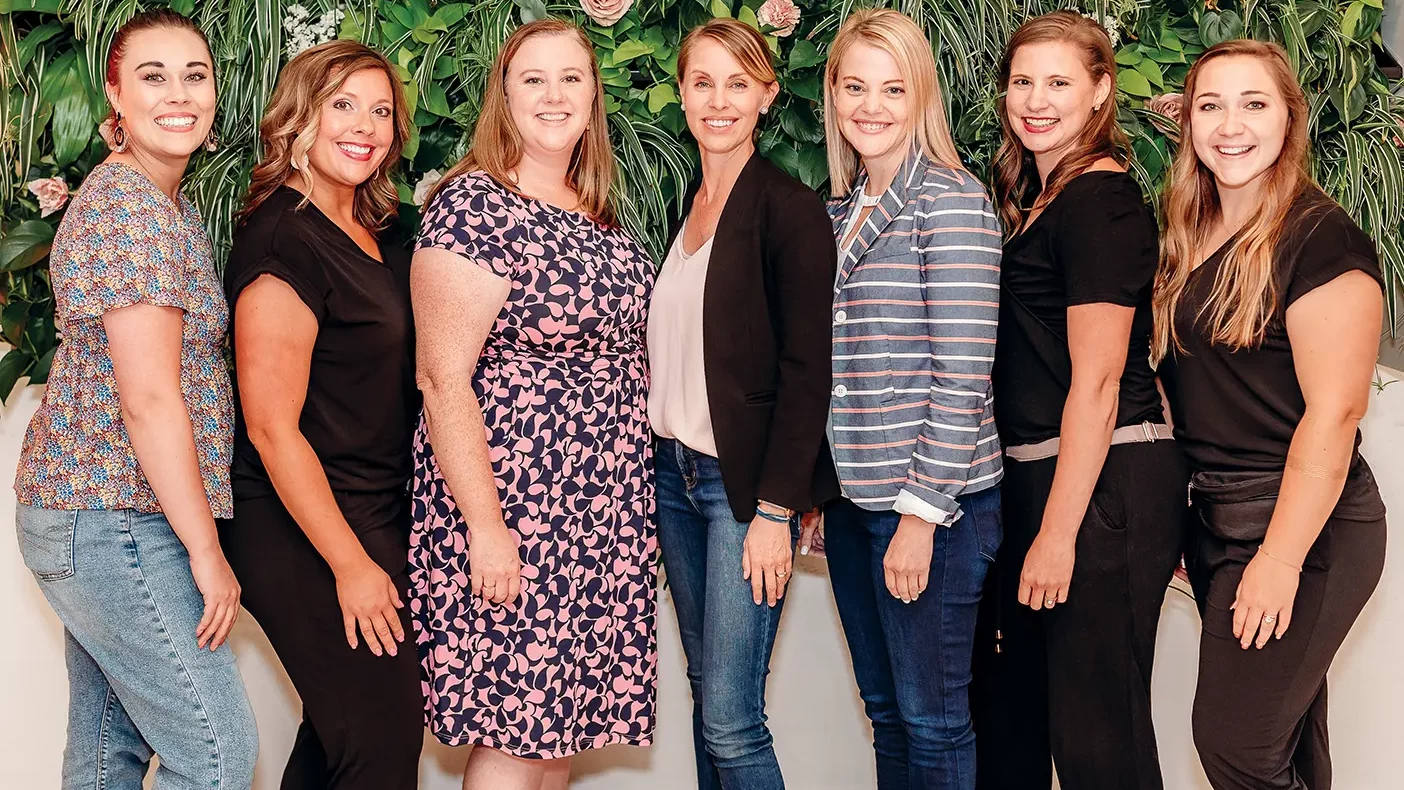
[222,493,424,790]
[1188,504,1385,790]
[970,441,1187,790]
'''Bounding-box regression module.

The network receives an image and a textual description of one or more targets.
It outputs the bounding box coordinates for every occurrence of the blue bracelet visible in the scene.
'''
[754,507,790,524]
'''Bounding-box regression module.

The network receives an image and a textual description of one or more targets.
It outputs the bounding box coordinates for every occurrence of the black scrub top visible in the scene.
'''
[225,185,418,527]
[993,170,1165,447]
[1159,188,1384,475]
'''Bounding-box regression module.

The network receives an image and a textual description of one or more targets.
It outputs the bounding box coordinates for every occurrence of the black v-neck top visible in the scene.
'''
[993,170,1164,447]
[225,185,418,525]
[1159,188,1383,474]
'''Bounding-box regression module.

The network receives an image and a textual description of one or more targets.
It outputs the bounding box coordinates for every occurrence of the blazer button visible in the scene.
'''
[833,384,848,398]
[834,309,847,324]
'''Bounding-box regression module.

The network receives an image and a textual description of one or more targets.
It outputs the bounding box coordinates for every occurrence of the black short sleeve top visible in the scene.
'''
[1159,189,1384,474]
[225,186,419,516]
[993,171,1165,447]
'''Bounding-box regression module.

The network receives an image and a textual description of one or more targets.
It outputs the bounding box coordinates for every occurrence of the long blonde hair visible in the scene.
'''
[427,19,616,225]
[992,11,1127,237]
[1151,40,1313,360]
[824,8,963,195]
[240,40,411,231]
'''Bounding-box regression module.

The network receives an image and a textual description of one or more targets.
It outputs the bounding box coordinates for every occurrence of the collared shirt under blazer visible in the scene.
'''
[826,150,1004,526]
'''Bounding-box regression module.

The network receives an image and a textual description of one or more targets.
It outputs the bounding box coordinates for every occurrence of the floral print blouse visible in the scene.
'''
[15,162,234,517]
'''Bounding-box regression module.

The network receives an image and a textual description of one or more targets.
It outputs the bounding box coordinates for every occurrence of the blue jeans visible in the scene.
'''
[656,438,793,790]
[824,487,1002,790]
[16,504,259,790]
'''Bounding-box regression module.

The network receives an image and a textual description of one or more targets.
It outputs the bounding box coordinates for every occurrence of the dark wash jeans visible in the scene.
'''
[823,487,1002,790]
[656,438,797,790]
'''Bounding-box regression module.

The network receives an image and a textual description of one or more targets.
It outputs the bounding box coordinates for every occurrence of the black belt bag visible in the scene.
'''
[1189,455,1386,543]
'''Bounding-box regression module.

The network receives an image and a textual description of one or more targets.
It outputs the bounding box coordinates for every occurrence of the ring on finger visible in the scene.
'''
[1262,613,1278,625]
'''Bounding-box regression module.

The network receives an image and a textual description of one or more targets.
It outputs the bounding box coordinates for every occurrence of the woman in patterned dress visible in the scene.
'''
[408,19,656,790]
[12,9,258,789]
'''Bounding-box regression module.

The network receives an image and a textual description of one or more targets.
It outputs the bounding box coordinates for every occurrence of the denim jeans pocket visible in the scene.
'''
[16,504,78,581]
[960,488,1003,562]
[975,505,1003,563]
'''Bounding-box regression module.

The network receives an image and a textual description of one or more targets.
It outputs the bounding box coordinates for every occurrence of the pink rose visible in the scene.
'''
[579,0,632,26]
[757,0,801,37]
[27,176,70,217]
[1146,93,1183,141]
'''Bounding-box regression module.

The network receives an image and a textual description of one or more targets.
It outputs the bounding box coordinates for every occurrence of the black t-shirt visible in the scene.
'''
[993,171,1165,447]
[1159,189,1384,474]
[225,185,418,526]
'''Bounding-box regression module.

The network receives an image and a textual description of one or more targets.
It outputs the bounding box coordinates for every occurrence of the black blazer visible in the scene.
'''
[665,152,840,521]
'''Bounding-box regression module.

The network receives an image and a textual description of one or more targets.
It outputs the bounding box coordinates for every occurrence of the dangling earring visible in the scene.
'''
[203,128,219,153]
[112,113,128,152]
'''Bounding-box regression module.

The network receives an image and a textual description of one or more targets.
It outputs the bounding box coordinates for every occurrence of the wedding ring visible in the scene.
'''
[1263,613,1278,624]
[777,569,788,578]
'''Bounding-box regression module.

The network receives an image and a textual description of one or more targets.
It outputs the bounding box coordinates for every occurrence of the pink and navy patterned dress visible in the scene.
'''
[409,172,657,758]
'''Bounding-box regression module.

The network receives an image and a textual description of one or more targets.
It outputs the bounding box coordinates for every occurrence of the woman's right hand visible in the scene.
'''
[188,548,242,651]
[335,558,405,657]
[470,523,522,606]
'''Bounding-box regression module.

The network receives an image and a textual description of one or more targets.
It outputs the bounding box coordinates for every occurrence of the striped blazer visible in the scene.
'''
[825,149,1003,526]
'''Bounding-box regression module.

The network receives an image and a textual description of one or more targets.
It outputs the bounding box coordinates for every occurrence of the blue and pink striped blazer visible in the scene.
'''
[825,149,1003,526]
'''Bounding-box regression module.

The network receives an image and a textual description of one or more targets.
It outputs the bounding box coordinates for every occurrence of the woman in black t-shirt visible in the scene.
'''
[221,42,424,789]
[971,13,1189,790]
[1154,40,1386,789]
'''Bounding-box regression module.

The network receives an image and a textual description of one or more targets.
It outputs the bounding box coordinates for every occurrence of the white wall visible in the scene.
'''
[4,371,1403,789]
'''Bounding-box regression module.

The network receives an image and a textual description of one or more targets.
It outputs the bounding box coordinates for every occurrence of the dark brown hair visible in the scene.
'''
[992,10,1127,237]
[239,40,411,231]
[102,9,212,142]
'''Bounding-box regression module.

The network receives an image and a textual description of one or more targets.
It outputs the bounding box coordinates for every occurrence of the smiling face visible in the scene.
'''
[504,32,595,164]
[1189,55,1289,193]
[679,37,778,156]
[303,66,395,191]
[833,42,913,173]
[1004,40,1110,169]
[105,26,216,161]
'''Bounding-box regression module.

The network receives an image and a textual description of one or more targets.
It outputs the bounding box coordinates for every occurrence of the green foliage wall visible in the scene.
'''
[2,0,1403,402]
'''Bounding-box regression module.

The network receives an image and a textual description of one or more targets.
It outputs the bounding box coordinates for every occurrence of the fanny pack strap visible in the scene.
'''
[1005,421,1174,463]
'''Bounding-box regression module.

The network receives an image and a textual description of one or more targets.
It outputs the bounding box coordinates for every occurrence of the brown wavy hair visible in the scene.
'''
[992,10,1127,238]
[239,40,411,231]
[426,19,616,225]
[1151,40,1313,360]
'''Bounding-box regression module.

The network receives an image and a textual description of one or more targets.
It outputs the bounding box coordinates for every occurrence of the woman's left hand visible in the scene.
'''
[1019,530,1076,611]
[742,515,793,607]
[1232,552,1300,649]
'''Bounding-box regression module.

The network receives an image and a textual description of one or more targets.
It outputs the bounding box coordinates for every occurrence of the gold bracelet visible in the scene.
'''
[1257,545,1303,573]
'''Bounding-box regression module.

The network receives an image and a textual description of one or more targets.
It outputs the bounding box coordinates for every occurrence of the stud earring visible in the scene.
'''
[760,106,769,115]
